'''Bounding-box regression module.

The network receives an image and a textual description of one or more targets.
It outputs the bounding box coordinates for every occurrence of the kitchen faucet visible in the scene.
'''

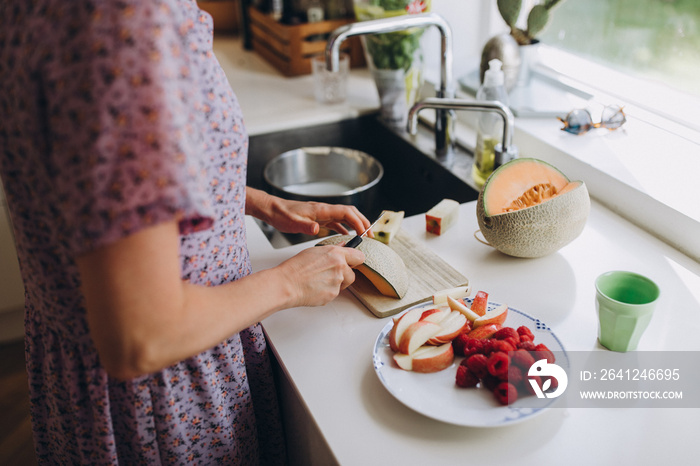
[408,97,518,167]
[325,13,454,157]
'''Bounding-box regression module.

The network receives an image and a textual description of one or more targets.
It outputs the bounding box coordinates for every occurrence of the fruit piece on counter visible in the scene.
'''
[476,158,590,258]
[373,210,404,245]
[447,295,480,322]
[397,321,442,355]
[470,290,489,316]
[432,285,471,305]
[316,235,409,299]
[394,343,454,373]
[425,199,459,235]
[472,304,508,328]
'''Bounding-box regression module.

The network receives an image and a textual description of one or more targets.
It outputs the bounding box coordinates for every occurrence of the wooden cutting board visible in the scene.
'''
[348,229,469,318]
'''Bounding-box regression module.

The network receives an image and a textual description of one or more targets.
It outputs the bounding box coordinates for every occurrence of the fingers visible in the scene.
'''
[314,204,370,237]
[342,246,365,268]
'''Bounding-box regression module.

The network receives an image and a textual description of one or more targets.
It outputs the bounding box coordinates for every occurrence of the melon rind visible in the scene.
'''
[477,180,590,258]
[316,235,409,298]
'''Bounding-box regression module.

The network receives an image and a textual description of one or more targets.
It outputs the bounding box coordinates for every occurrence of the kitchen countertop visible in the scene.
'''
[216,37,700,464]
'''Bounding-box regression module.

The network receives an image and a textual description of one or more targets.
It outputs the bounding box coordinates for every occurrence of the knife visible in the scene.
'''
[344,212,386,248]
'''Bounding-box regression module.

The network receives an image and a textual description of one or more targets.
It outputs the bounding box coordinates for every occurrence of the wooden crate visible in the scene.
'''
[248,7,365,77]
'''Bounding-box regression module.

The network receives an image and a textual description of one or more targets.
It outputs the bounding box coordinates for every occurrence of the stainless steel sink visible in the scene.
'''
[247,113,479,247]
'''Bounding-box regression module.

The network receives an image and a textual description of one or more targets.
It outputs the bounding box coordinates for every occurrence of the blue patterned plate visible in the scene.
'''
[373,299,568,427]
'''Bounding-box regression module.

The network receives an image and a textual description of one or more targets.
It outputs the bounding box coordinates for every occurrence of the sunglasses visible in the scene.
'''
[558,105,627,135]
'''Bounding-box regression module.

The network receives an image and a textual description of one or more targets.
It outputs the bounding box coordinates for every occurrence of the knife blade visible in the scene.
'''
[344,212,386,248]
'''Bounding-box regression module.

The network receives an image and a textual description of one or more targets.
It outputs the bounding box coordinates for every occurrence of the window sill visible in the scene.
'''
[421,53,700,263]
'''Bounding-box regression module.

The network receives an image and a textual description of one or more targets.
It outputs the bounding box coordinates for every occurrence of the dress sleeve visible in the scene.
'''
[43,1,215,255]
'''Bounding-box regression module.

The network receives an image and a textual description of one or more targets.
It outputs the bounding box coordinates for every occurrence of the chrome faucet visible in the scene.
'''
[325,13,454,157]
[408,97,518,167]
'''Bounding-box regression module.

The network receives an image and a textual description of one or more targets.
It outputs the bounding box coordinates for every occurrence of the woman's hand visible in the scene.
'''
[246,187,371,237]
[277,245,366,308]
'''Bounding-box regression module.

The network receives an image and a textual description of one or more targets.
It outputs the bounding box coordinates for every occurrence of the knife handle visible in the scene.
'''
[344,235,363,248]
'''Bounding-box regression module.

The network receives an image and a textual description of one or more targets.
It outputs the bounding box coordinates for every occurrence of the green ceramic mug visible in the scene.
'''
[595,271,660,352]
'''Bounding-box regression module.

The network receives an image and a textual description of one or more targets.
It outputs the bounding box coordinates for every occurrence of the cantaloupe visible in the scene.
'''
[373,210,404,245]
[476,158,590,258]
[316,235,409,299]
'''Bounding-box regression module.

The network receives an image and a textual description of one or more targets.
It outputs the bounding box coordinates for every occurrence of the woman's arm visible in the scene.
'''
[245,187,371,237]
[77,219,364,380]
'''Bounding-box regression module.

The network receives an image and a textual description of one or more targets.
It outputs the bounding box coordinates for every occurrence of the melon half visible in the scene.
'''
[476,158,590,258]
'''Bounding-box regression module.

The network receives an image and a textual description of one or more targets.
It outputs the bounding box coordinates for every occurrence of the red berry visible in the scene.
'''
[465,354,489,379]
[493,382,518,405]
[493,327,520,343]
[480,338,495,356]
[535,343,556,364]
[505,365,524,385]
[511,349,537,370]
[517,325,534,340]
[452,333,470,356]
[517,340,536,351]
[487,351,510,378]
[481,374,500,391]
[455,365,480,388]
[491,339,516,354]
[519,333,534,343]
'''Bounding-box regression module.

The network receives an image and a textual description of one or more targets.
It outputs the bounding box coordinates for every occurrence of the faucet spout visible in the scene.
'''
[325,13,454,156]
[408,97,517,166]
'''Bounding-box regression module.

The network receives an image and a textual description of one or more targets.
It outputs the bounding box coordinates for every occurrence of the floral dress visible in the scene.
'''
[0,1,285,464]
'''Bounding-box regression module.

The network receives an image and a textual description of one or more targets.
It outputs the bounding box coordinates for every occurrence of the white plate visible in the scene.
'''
[373,298,568,427]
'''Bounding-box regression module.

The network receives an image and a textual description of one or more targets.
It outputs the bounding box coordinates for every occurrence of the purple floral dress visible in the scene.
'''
[0,1,285,464]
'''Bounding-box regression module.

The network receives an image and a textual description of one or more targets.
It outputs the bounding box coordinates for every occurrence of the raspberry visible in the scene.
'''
[463,337,484,357]
[465,353,489,379]
[491,339,516,354]
[511,349,537,370]
[517,340,536,351]
[535,343,556,364]
[518,333,534,343]
[503,337,520,349]
[493,327,520,343]
[505,365,524,385]
[480,338,495,356]
[517,325,534,340]
[493,382,518,405]
[452,333,470,356]
[455,365,480,388]
[481,374,500,391]
[487,351,510,378]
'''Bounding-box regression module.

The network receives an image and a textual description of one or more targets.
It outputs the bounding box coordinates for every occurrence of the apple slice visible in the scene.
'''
[412,343,454,373]
[388,307,425,352]
[420,308,450,324]
[467,323,502,339]
[472,304,508,328]
[427,311,468,345]
[471,290,489,316]
[432,285,471,306]
[393,343,455,373]
[393,352,414,371]
[398,321,442,355]
[447,295,480,322]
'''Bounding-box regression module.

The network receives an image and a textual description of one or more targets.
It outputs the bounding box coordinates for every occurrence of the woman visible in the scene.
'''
[0,0,368,463]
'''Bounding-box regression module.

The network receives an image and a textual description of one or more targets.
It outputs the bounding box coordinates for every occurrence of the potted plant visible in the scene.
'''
[498,0,564,46]
[483,0,565,89]
[353,0,432,129]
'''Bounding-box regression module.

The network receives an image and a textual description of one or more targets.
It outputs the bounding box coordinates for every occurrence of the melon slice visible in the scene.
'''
[316,235,409,299]
[426,199,459,235]
[476,158,590,258]
[481,158,571,216]
[373,210,404,245]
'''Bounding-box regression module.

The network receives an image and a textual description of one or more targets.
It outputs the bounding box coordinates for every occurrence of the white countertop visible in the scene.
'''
[215,37,700,465]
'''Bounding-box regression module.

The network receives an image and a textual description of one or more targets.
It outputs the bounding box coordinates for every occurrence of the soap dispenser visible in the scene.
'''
[472,58,509,188]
